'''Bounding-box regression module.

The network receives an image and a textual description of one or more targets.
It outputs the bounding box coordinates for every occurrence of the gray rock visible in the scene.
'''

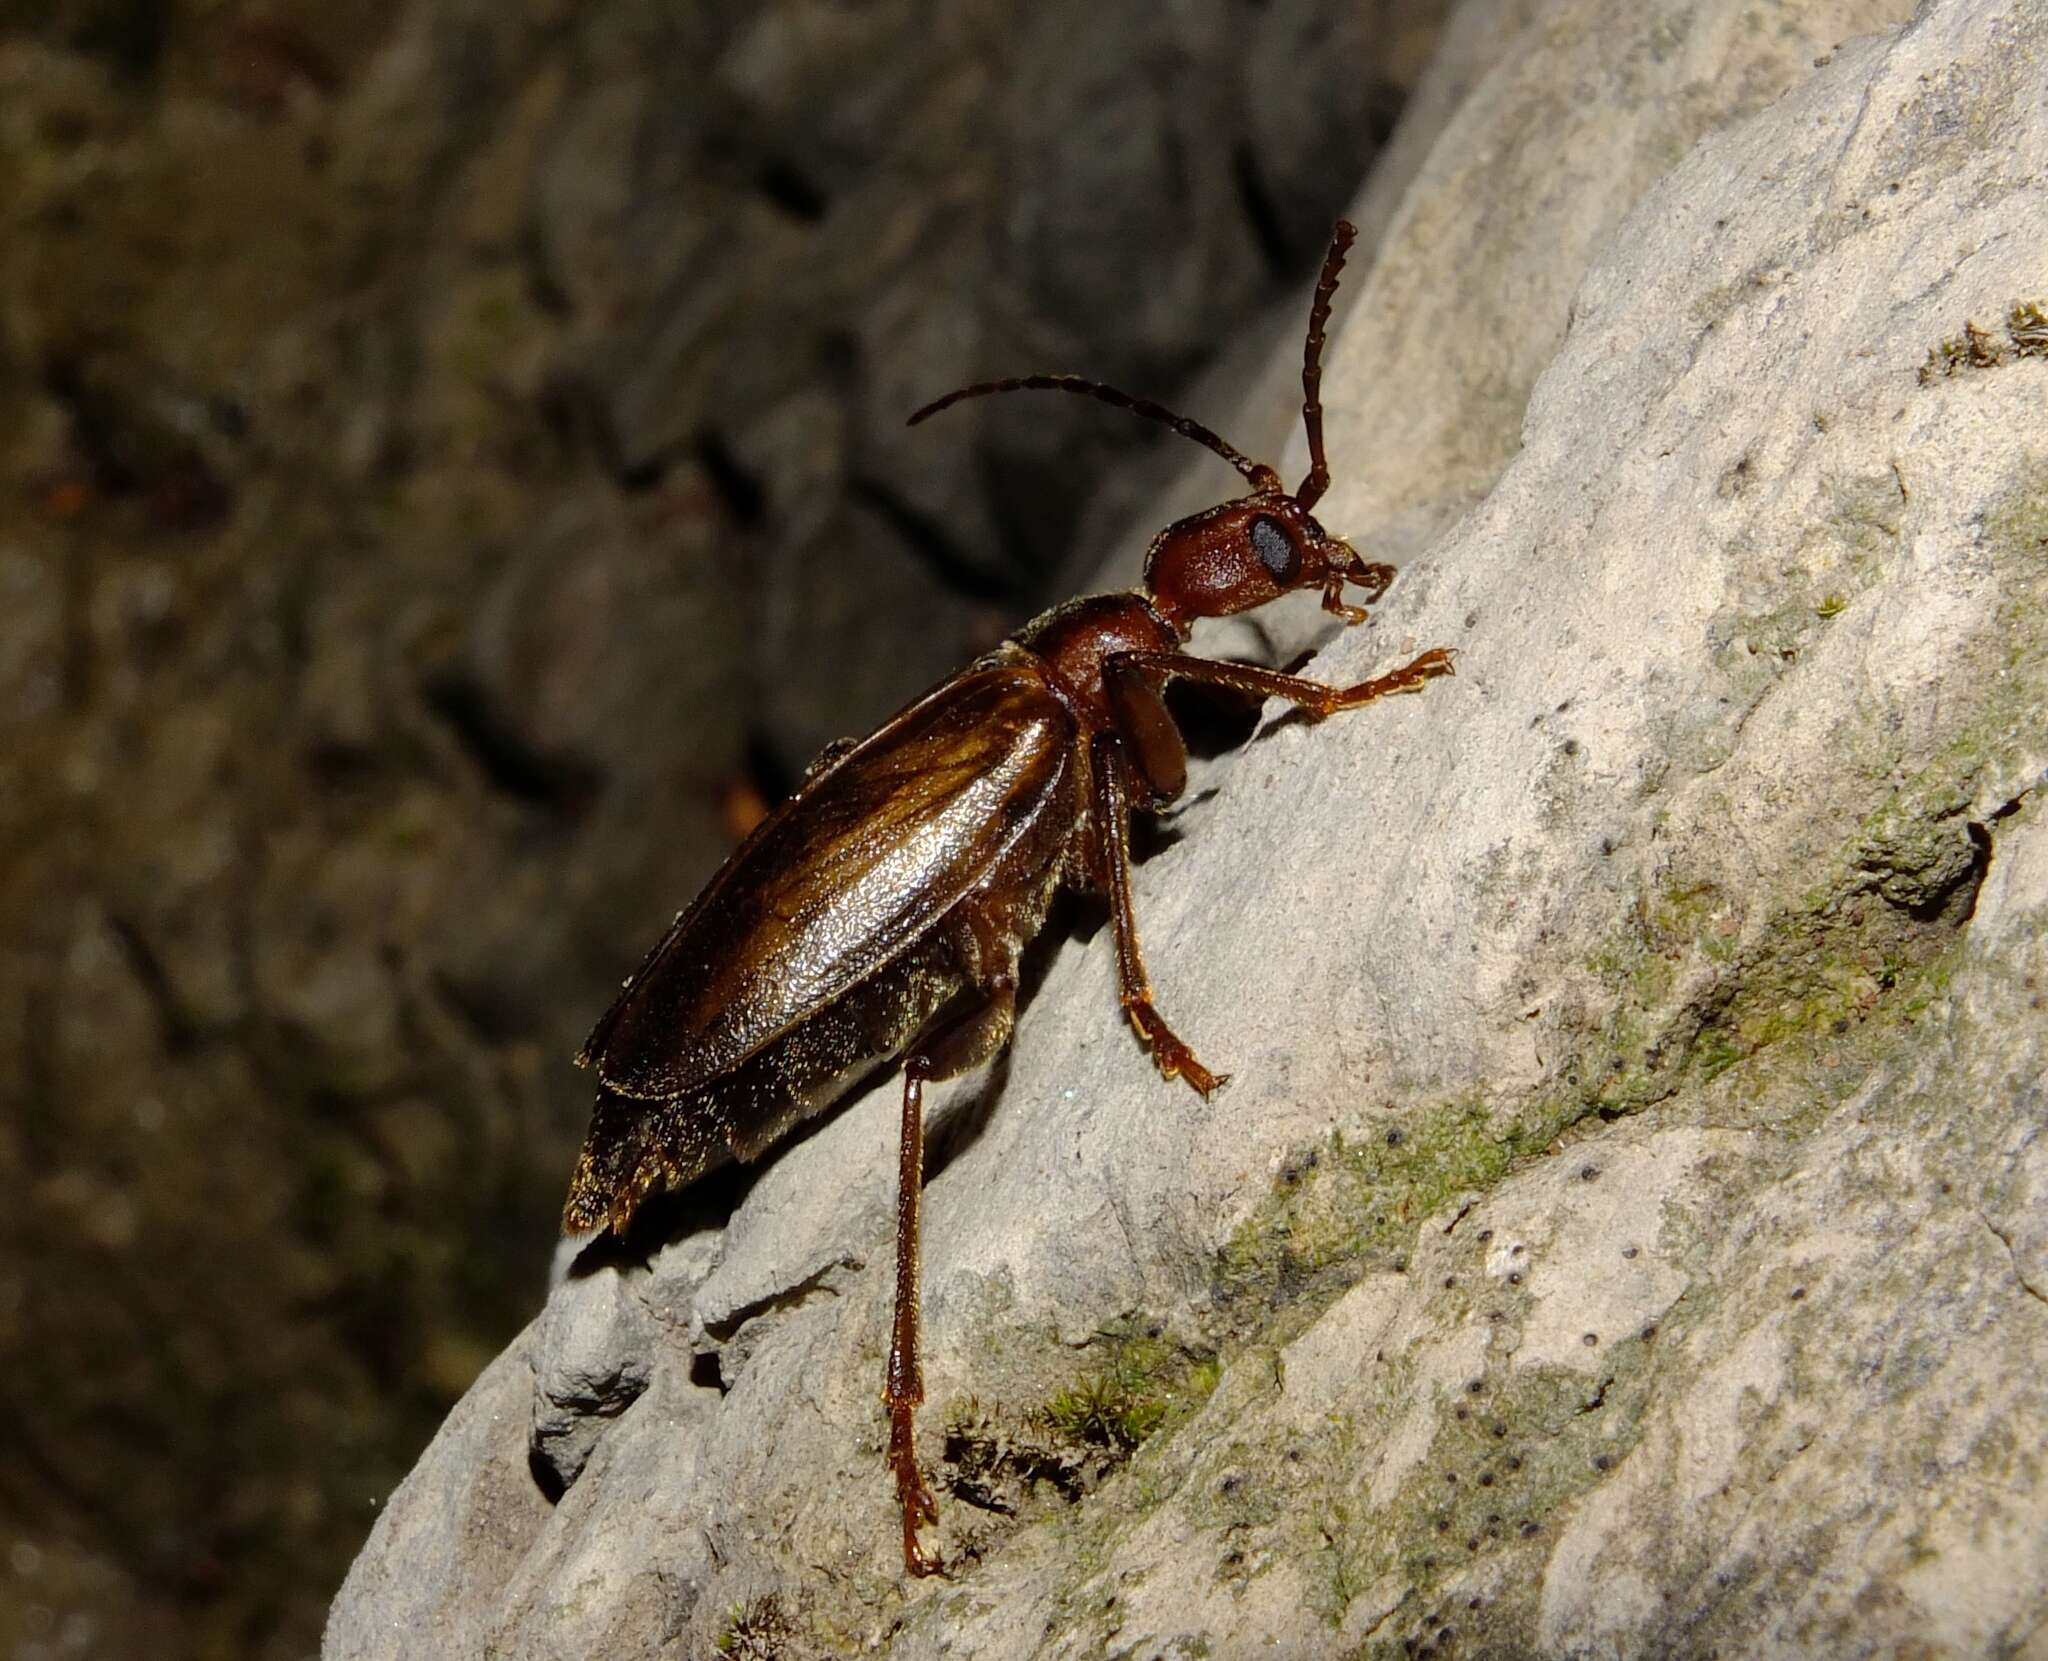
[328,0,2048,1654]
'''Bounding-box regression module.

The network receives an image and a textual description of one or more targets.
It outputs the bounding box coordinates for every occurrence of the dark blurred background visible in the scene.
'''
[0,1,1449,1654]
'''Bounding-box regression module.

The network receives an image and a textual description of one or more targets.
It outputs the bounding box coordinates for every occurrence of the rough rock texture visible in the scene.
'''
[329,0,2048,1655]
[0,3,1443,1655]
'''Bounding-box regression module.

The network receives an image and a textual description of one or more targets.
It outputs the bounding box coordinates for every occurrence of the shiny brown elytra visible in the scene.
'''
[563,220,1454,1576]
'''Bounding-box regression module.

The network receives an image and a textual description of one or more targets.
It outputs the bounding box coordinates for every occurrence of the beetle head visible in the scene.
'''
[1141,492,1393,630]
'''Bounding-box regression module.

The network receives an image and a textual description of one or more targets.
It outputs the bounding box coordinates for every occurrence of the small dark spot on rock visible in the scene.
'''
[1491,1422,1507,1438]
[1507,1272,1522,1286]
[1581,1164,1600,1181]
[1465,610,1479,629]
[1455,1405,1469,1421]
[1466,1379,1484,1395]
[1592,1454,1613,1472]
[1582,1332,1599,1347]
[1393,1258,1409,1274]
[1478,1471,1495,1487]
[1220,1473,1242,1496]
[1443,1470,1458,1484]
[1512,1243,1525,1255]
[1642,1324,1658,1341]
[1506,1455,1522,1470]
[1477,1229,1493,1244]
[1386,1128,1405,1147]
[1622,1246,1639,1259]
[1436,1515,1451,1533]
[1521,1520,1540,1537]
[1444,1275,1458,1289]
[1789,1286,1806,1302]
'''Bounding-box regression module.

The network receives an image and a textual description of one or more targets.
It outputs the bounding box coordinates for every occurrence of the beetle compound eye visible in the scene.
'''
[1251,515,1300,584]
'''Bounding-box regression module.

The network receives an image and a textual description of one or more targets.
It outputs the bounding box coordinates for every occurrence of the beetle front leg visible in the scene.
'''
[1116,646,1455,719]
[1090,732,1226,1099]
[886,979,1018,1578]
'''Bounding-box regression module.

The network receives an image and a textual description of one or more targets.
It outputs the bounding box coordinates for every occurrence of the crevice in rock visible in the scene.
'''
[1230,141,1294,279]
[756,156,830,224]
[848,474,1026,604]
[699,1257,855,1344]
[1978,1212,2048,1309]
[696,428,768,525]
[105,913,198,1055]
[418,672,604,817]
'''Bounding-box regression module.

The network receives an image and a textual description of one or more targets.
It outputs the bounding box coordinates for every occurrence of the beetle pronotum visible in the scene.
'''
[562,221,1453,1575]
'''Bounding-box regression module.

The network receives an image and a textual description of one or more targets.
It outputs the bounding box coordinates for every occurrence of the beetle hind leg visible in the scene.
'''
[886,978,1018,1577]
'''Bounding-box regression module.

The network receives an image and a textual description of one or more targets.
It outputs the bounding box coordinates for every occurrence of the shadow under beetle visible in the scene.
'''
[563,220,1455,1576]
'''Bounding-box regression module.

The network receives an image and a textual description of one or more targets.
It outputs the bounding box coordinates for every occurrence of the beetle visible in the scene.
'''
[561,220,1454,1576]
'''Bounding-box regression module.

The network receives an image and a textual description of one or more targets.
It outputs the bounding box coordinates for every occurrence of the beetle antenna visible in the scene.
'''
[1295,219,1357,512]
[908,374,1280,493]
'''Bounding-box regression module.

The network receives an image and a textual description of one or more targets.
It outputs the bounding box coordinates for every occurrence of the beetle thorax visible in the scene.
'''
[1011,593,1180,727]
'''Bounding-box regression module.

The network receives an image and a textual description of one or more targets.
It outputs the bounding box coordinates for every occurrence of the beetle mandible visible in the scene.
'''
[562,220,1454,1576]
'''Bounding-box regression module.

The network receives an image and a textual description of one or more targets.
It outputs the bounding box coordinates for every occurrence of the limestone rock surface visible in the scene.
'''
[329,0,2048,1655]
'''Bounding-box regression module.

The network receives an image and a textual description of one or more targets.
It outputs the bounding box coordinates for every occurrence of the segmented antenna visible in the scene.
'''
[907,373,1280,494]
[1295,219,1357,512]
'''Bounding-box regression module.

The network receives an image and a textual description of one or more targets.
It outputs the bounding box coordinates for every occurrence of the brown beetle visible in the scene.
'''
[562,221,1453,1576]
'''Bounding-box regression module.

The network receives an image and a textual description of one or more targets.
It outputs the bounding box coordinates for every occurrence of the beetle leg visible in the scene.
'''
[1114,646,1455,719]
[1090,731,1226,1098]
[886,979,1018,1578]
[1104,656,1189,805]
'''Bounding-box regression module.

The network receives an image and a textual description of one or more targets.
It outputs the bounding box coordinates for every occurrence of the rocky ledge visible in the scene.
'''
[329,0,2048,1654]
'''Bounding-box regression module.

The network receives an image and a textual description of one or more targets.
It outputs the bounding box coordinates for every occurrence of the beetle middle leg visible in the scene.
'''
[886,975,1017,1577]
[1090,730,1226,1099]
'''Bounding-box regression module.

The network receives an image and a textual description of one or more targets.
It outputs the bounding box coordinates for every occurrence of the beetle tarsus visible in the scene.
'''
[889,1401,943,1577]
[1328,647,1458,712]
[1125,999,1226,1098]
